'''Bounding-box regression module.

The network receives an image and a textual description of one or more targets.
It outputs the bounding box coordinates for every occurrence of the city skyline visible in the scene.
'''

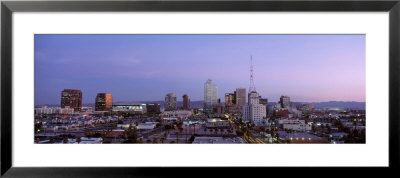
[35,34,365,105]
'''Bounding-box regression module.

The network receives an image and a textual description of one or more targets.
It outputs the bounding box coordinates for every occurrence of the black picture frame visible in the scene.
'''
[1,0,399,177]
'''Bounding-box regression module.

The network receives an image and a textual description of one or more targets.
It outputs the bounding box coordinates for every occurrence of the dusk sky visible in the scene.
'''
[35,34,365,105]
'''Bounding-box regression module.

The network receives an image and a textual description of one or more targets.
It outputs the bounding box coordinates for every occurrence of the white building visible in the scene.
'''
[279,119,312,132]
[242,91,266,125]
[204,79,218,108]
[35,106,74,115]
[162,110,192,118]
[137,123,156,130]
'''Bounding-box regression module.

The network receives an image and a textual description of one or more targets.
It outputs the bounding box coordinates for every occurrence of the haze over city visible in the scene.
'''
[35,34,365,105]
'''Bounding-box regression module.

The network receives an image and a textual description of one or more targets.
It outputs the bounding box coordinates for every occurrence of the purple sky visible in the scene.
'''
[34,34,365,105]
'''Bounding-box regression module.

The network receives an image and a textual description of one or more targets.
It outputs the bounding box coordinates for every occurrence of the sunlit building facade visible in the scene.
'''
[95,93,113,111]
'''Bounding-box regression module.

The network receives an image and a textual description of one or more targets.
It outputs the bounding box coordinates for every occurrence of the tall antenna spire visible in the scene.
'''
[249,55,256,92]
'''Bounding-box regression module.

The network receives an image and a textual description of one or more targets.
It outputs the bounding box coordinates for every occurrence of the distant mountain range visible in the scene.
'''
[282,101,365,110]
[36,101,365,110]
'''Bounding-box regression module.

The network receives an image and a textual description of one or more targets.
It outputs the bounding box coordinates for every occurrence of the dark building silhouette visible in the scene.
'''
[146,103,161,114]
[61,89,82,111]
[280,95,291,108]
[95,93,113,111]
[259,97,268,106]
[214,98,224,114]
[183,94,190,110]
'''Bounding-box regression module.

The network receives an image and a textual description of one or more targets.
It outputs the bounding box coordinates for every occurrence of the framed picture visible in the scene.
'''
[1,0,399,177]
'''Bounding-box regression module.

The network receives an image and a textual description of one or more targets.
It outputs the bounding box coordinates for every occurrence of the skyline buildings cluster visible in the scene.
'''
[58,55,293,128]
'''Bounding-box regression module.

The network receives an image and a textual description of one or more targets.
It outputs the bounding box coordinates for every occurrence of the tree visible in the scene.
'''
[124,125,138,143]
[164,125,171,134]
[93,133,102,138]
[63,137,68,144]
[320,124,325,134]
[152,138,158,143]
[236,130,244,137]
[175,132,179,144]
[77,137,82,144]
[275,133,281,143]
[189,135,196,143]
[353,119,357,130]
[352,129,359,137]
[179,127,184,135]
[35,123,42,133]
[50,138,54,144]
[327,125,332,133]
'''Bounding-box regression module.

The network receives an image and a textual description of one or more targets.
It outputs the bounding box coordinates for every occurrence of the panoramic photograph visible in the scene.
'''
[34,34,366,144]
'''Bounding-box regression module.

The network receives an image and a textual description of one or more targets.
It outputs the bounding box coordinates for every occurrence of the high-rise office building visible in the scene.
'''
[61,89,82,112]
[182,94,190,110]
[280,95,291,108]
[165,93,177,111]
[225,93,236,106]
[204,79,218,108]
[235,88,246,108]
[95,93,113,111]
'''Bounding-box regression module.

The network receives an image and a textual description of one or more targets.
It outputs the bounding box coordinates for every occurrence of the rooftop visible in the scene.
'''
[192,137,247,144]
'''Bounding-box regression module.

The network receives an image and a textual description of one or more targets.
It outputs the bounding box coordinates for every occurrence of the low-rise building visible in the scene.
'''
[137,123,156,130]
[162,110,192,118]
[277,131,328,143]
[205,118,229,128]
[35,106,75,115]
[192,137,247,144]
[117,124,131,129]
[279,119,312,132]
[112,104,146,114]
